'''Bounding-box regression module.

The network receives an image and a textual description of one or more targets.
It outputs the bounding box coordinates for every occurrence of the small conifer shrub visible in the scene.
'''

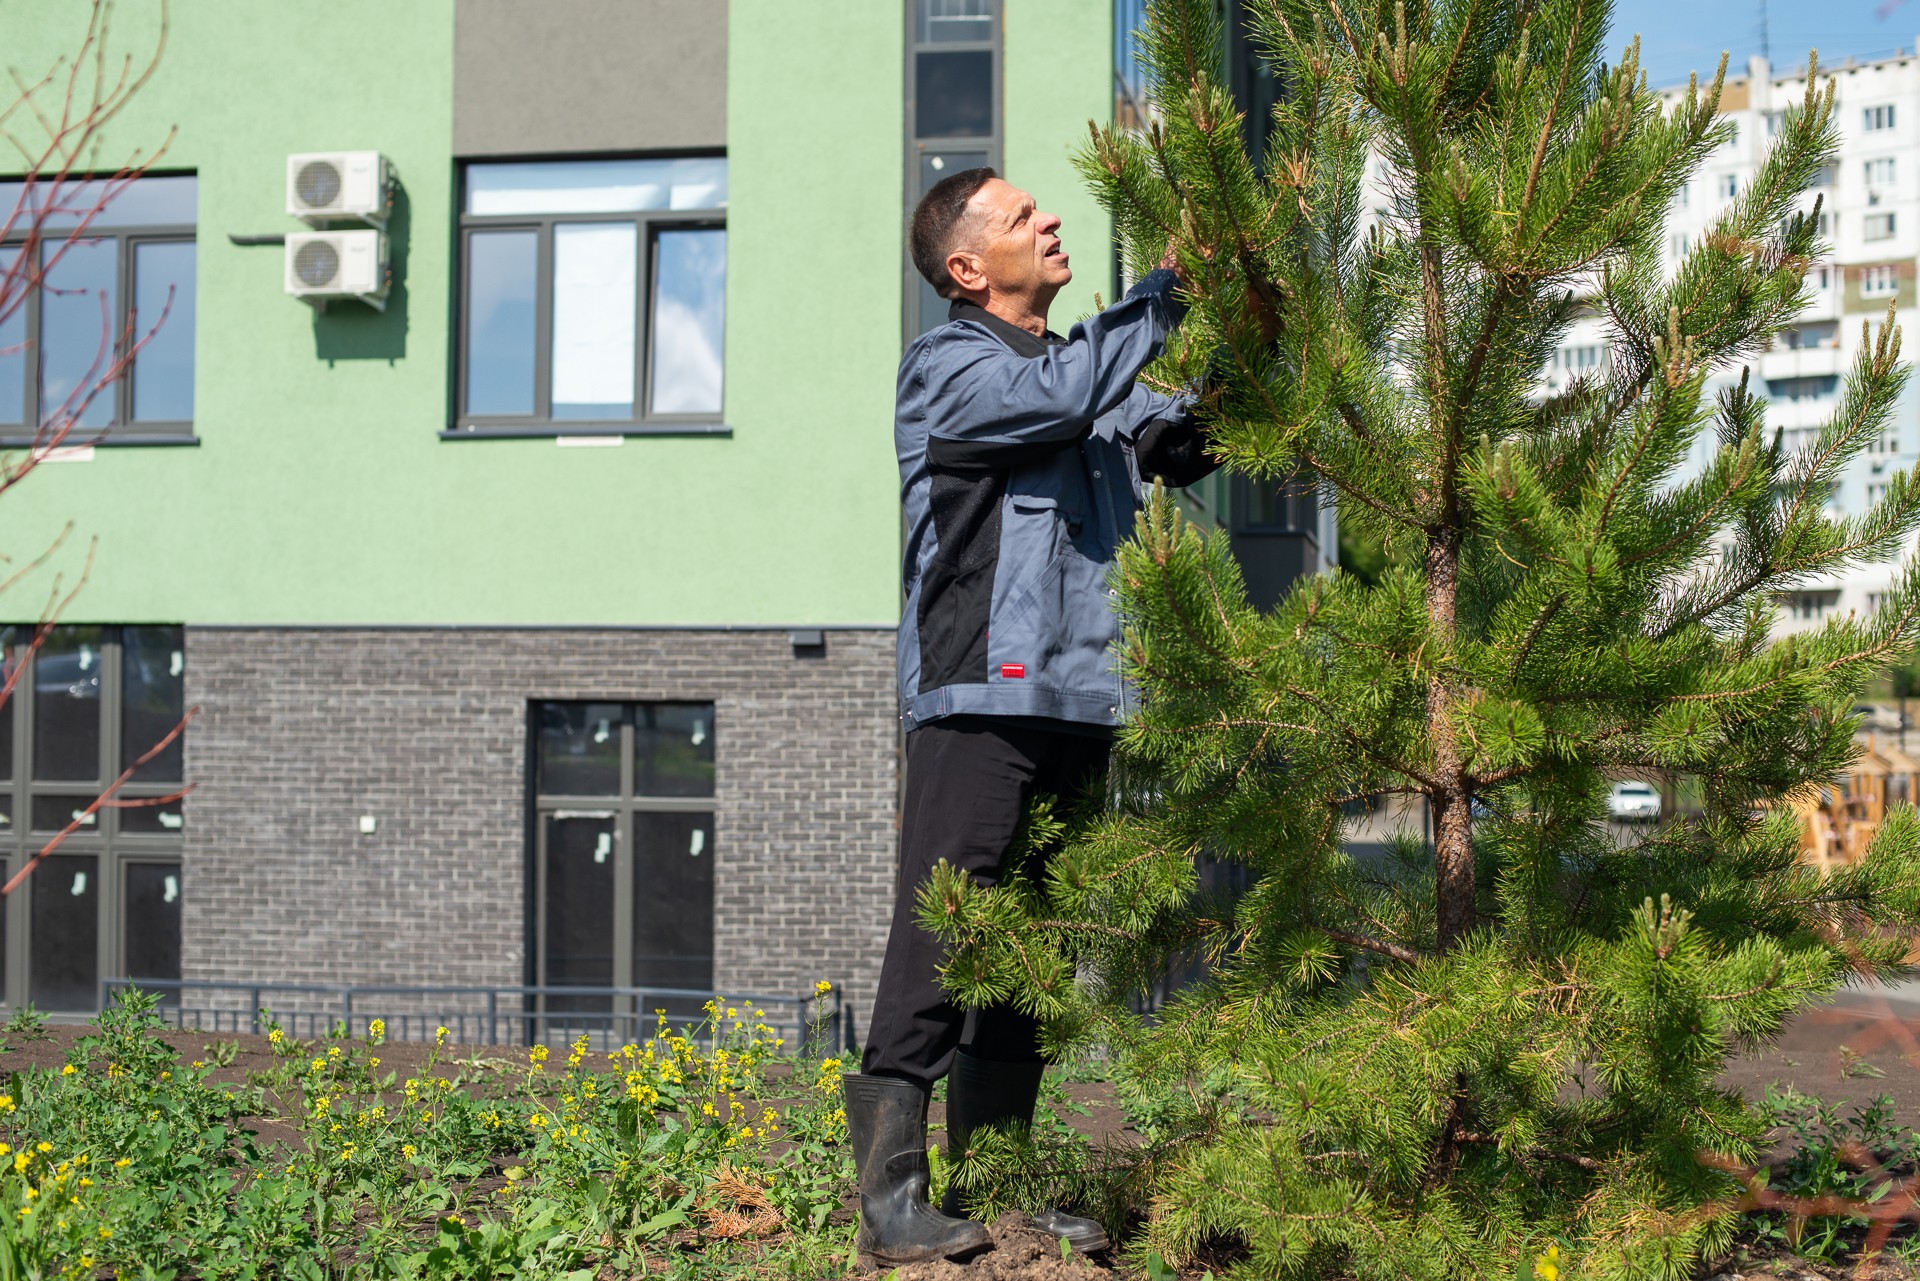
[922,2,1920,1276]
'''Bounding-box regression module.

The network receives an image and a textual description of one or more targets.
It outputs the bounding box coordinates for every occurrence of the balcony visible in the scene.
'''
[1761,345,1846,380]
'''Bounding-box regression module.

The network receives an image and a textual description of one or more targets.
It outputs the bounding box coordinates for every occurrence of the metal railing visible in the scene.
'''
[98,978,854,1057]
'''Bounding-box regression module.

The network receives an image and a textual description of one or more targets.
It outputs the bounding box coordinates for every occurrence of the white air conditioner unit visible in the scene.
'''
[286,150,390,227]
[284,229,388,310]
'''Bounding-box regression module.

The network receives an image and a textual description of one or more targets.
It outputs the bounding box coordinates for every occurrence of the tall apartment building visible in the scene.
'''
[0,1,1326,1027]
[1551,50,1920,633]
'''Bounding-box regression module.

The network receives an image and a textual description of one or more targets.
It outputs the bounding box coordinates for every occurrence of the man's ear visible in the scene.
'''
[945,248,987,297]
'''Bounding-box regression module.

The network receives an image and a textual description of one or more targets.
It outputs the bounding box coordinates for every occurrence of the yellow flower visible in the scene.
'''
[98,1226,112,1239]
[268,1028,284,1045]
[529,1045,549,1065]
[34,1144,48,1154]
[309,1058,326,1074]
[113,1158,131,1169]
[60,1065,76,1077]
[1536,1244,1563,1281]
[815,980,832,995]
[367,1018,385,1044]
[435,1026,449,1046]
[401,1143,417,1160]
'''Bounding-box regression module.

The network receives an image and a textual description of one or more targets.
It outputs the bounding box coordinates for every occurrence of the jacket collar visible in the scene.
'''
[948,298,1060,357]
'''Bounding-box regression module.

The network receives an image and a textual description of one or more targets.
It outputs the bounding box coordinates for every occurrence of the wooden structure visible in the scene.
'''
[1790,736,1920,870]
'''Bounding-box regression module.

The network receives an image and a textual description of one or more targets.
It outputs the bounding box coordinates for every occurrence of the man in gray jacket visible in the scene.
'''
[843,167,1217,1268]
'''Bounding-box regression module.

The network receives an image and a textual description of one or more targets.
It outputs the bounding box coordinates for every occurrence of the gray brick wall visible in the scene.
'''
[181,628,898,1021]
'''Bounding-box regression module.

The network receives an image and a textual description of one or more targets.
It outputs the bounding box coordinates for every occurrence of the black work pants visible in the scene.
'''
[862,715,1111,1085]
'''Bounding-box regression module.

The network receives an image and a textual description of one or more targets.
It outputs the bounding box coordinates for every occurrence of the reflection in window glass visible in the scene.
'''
[31,795,97,833]
[537,702,623,796]
[0,175,197,231]
[33,625,104,781]
[466,158,727,216]
[552,223,637,420]
[634,703,716,798]
[916,50,993,137]
[632,811,714,992]
[122,626,184,781]
[650,230,726,416]
[543,815,614,1011]
[0,250,21,426]
[465,230,538,416]
[124,863,182,1000]
[131,242,195,422]
[30,853,95,1009]
[119,800,184,835]
[38,237,116,428]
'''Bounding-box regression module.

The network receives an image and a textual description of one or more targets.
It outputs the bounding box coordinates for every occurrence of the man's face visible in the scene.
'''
[958,178,1071,306]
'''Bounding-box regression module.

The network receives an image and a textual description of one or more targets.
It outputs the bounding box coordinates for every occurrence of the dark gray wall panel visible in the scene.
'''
[455,1,726,156]
[180,627,896,1028]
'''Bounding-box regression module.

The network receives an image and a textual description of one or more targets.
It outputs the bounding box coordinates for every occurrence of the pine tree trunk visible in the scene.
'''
[1426,525,1474,950]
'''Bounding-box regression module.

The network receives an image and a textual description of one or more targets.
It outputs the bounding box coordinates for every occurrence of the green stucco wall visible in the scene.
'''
[0,1,1114,627]
[1005,0,1114,326]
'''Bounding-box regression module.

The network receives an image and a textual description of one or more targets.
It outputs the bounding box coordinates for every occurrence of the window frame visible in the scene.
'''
[1865,212,1899,242]
[525,700,717,1012]
[905,0,1003,342]
[0,624,186,1011]
[1865,104,1897,133]
[448,157,729,440]
[0,174,198,448]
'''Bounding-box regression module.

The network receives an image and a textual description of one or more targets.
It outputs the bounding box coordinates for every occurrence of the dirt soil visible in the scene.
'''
[18,988,1920,1278]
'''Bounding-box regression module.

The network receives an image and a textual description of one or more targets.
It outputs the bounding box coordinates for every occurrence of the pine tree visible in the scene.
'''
[921,2,1920,1275]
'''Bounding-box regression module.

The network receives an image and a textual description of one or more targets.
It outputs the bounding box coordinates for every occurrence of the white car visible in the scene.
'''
[1607,781,1662,822]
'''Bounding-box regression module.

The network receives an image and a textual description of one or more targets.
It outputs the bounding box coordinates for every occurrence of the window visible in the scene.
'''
[530,701,714,1023]
[1871,428,1899,455]
[1810,164,1836,188]
[1868,482,1892,505]
[1718,173,1739,199]
[1862,264,1900,297]
[1781,590,1840,620]
[1678,182,1690,208]
[1866,212,1898,241]
[1865,104,1897,132]
[0,625,184,1010]
[1669,233,1689,258]
[909,0,1000,337]
[0,175,196,444]
[1551,344,1605,373]
[1866,157,1897,187]
[1780,321,1837,350]
[1766,374,1838,403]
[1766,111,1783,137]
[453,159,727,436]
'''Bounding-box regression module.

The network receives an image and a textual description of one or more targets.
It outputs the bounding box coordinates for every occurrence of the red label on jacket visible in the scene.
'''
[1000,663,1026,679]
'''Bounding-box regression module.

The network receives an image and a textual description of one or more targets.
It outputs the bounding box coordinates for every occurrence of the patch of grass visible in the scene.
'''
[0,987,862,1277]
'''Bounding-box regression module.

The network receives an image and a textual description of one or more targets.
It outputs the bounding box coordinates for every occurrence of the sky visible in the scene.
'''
[1612,0,1920,87]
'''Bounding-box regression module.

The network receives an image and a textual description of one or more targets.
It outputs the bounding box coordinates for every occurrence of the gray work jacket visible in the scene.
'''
[895,268,1216,732]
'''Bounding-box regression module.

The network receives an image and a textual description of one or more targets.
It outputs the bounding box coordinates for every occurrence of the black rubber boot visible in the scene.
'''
[940,1051,1111,1253]
[843,1073,993,1268]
